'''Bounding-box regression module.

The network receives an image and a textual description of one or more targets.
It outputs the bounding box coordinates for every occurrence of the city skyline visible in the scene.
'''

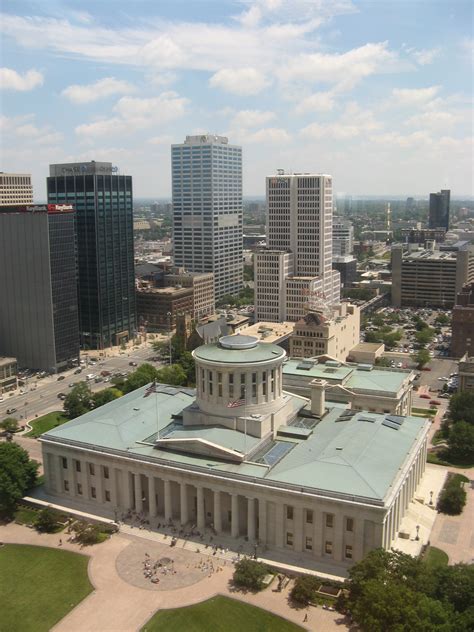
[1,0,472,198]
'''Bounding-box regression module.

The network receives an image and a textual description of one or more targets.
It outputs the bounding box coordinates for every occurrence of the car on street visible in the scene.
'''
[74,368,82,374]
[6,408,17,414]
[68,383,76,388]
[419,394,431,399]
[57,393,66,400]
[429,400,441,406]
[129,361,137,366]
[57,375,65,381]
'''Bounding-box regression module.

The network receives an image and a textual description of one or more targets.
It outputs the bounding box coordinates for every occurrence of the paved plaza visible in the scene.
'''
[0,522,348,632]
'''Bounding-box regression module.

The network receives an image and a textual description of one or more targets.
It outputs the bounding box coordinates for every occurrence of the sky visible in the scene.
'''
[1,0,473,199]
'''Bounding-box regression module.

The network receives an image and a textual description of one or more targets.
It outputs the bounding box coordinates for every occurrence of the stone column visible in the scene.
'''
[258,498,266,543]
[213,490,222,533]
[148,476,157,517]
[197,486,205,530]
[293,506,303,552]
[95,464,104,503]
[164,479,172,521]
[353,519,365,561]
[134,473,143,513]
[231,494,239,538]
[122,470,132,511]
[275,503,284,548]
[180,482,189,526]
[247,498,256,541]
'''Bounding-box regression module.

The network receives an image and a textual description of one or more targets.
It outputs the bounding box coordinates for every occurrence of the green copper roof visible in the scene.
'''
[194,336,285,364]
[41,383,428,504]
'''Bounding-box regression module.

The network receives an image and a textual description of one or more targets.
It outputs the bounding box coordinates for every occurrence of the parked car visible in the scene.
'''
[429,400,441,406]
[57,375,65,381]
[419,394,431,400]
[6,408,17,414]
[57,393,66,400]
[74,368,82,375]
[129,361,137,367]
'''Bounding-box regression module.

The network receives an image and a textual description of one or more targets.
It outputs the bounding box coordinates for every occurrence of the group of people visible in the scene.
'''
[142,552,176,584]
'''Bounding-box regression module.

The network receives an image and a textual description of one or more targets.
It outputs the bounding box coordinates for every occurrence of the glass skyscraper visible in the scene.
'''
[429,189,450,230]
[172,135,243,299]
[47,161,136,349]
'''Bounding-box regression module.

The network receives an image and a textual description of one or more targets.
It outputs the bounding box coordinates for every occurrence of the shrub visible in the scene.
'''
[35,506,60,533]
[233,557,268,591]
[290,575,320,605]
[70,521,109,545]
[437,474,468,515]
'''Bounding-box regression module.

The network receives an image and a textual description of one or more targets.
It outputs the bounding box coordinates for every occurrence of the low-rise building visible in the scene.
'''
[164,270,215,320]
[283,356,414,415]
[137,286,194,331]
[458,353,474,392]
[391,243,474,308]
[289,303,360,362]
[348,342,385,364]
[40,334,429,573]
[0,356,18,394]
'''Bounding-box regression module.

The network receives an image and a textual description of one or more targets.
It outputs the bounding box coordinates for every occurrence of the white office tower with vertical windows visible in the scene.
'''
[255,172,340,322]
[172,135,243,300]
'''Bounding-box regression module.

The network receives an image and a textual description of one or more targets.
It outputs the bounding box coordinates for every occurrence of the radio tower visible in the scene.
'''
[386,202,391,232]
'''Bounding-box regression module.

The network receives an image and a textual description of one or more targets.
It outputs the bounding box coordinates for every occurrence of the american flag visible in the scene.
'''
[144,381,158,398]
[227,399,245,408]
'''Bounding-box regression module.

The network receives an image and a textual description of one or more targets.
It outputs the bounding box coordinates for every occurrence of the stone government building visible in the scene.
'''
[40,334,429,571]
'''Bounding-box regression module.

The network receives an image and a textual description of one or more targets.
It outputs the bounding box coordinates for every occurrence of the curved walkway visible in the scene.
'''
[0,522,347,632]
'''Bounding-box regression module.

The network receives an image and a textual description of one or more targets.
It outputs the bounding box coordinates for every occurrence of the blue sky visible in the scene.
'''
[1,0,472,198]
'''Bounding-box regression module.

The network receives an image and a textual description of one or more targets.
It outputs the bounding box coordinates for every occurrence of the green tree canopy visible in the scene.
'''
[63,382,93,419]
[232,558,268,591]
[156,364,187,386]
[412,349,431,368]
[449,391,474,425]
[415,327,435,346]
[0,417,19,433]
[92,387,123,409]
[0,442,38,517]
[122,363,159,394]
[447,421,474,464]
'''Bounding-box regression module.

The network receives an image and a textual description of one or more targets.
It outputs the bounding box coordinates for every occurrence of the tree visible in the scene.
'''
[155,364,187,386]
[435,314,450,326]
[0,442,38,517]
[63,382,93,419]
[122,363,159,394]
[447,421,474,464]
[92,387,123,409]
[290,575,319,605]
[179,351,196,385]
[0,417,19,433]
[415,327,435,346]
[432,564,474,614]
[35,506,59,533]
[233,558,268,591]
[449,391,474,425]
[412,349,431,369]
[375,357,392,367]
[152,339,169,358]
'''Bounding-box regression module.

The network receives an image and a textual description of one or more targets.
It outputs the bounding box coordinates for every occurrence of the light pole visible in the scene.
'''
[167,312,172,365]
[415,524,420,541]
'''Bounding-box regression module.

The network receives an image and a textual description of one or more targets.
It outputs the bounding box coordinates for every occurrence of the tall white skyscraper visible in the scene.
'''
[255,172,340,322]
[172,135,243,300]
[0,172,33,206]
[333,218,354,257]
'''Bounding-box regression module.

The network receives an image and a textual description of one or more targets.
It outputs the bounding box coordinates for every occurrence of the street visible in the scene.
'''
[0,344,163,424]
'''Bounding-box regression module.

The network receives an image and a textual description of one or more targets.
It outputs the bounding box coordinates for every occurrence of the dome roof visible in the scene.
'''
[193,334,286,364]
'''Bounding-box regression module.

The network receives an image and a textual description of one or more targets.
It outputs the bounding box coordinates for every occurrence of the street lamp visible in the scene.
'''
[167,311,172,365]
[429,491,434,506]
[415,524,420,541]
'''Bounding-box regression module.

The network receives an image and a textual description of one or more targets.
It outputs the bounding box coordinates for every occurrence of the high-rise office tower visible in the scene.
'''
[172,135,243,300]
[47,161,136,349]
[332,219,354,257]
[255,172,340,322]
[0,172,33,206]
[0,204,79,371]
[429,189,450,230]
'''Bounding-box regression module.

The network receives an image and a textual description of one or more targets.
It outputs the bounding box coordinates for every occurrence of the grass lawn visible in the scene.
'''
[142,596,303,632]
[412,407,436,416]
[26,411,68,437]
[0,544,93,632]
[423,546,449,570]
[13,506,38,525]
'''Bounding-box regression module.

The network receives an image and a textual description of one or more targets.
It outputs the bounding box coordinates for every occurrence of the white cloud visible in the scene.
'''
[242,127,291,143]
[301,102,380,139]
[369,130,433,148]
[62,77,134,104]
[209,67,270,95]
[0,67,43,91]
[148,134,174,145]
[294,91,335,114]
[2,115,62,146]
[231,109,276,128]
[406,110,459,130]
[390,86,440,107]
[279,42,398,91]
[75,92,188,139]
[403,45,440,66]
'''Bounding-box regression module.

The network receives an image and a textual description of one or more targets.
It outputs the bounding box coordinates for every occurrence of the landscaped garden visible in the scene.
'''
[0,544,93,632]
[25,411,68,437]
[141,596,303,632]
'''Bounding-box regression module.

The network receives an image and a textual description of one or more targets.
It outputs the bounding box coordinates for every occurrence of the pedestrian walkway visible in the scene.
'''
[0,522,347,632]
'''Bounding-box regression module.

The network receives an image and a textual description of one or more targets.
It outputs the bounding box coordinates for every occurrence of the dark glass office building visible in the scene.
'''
[0,204,79,371]
[429,189,450,230]
[47,162,136,349]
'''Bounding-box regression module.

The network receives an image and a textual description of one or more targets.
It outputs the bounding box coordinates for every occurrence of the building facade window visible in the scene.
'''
[306,509,313,524]
[345,545,353,559]
[325,541,333,554]
[105,490,111,502]
[218,372,223,397]
[229,373,234,398]
[326,513,334,528]
[346,517,354,532]
[305,537,313,550]
[77,483,82,495]
[89,463,95,475]
[91,487,96,498]
[103,466,109,479]
[286,506,294,520]
[286,532,293,546]
[63,480,69,491]
[75,460,81,472]
[62,457,67,469]
[240,374,245,398]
